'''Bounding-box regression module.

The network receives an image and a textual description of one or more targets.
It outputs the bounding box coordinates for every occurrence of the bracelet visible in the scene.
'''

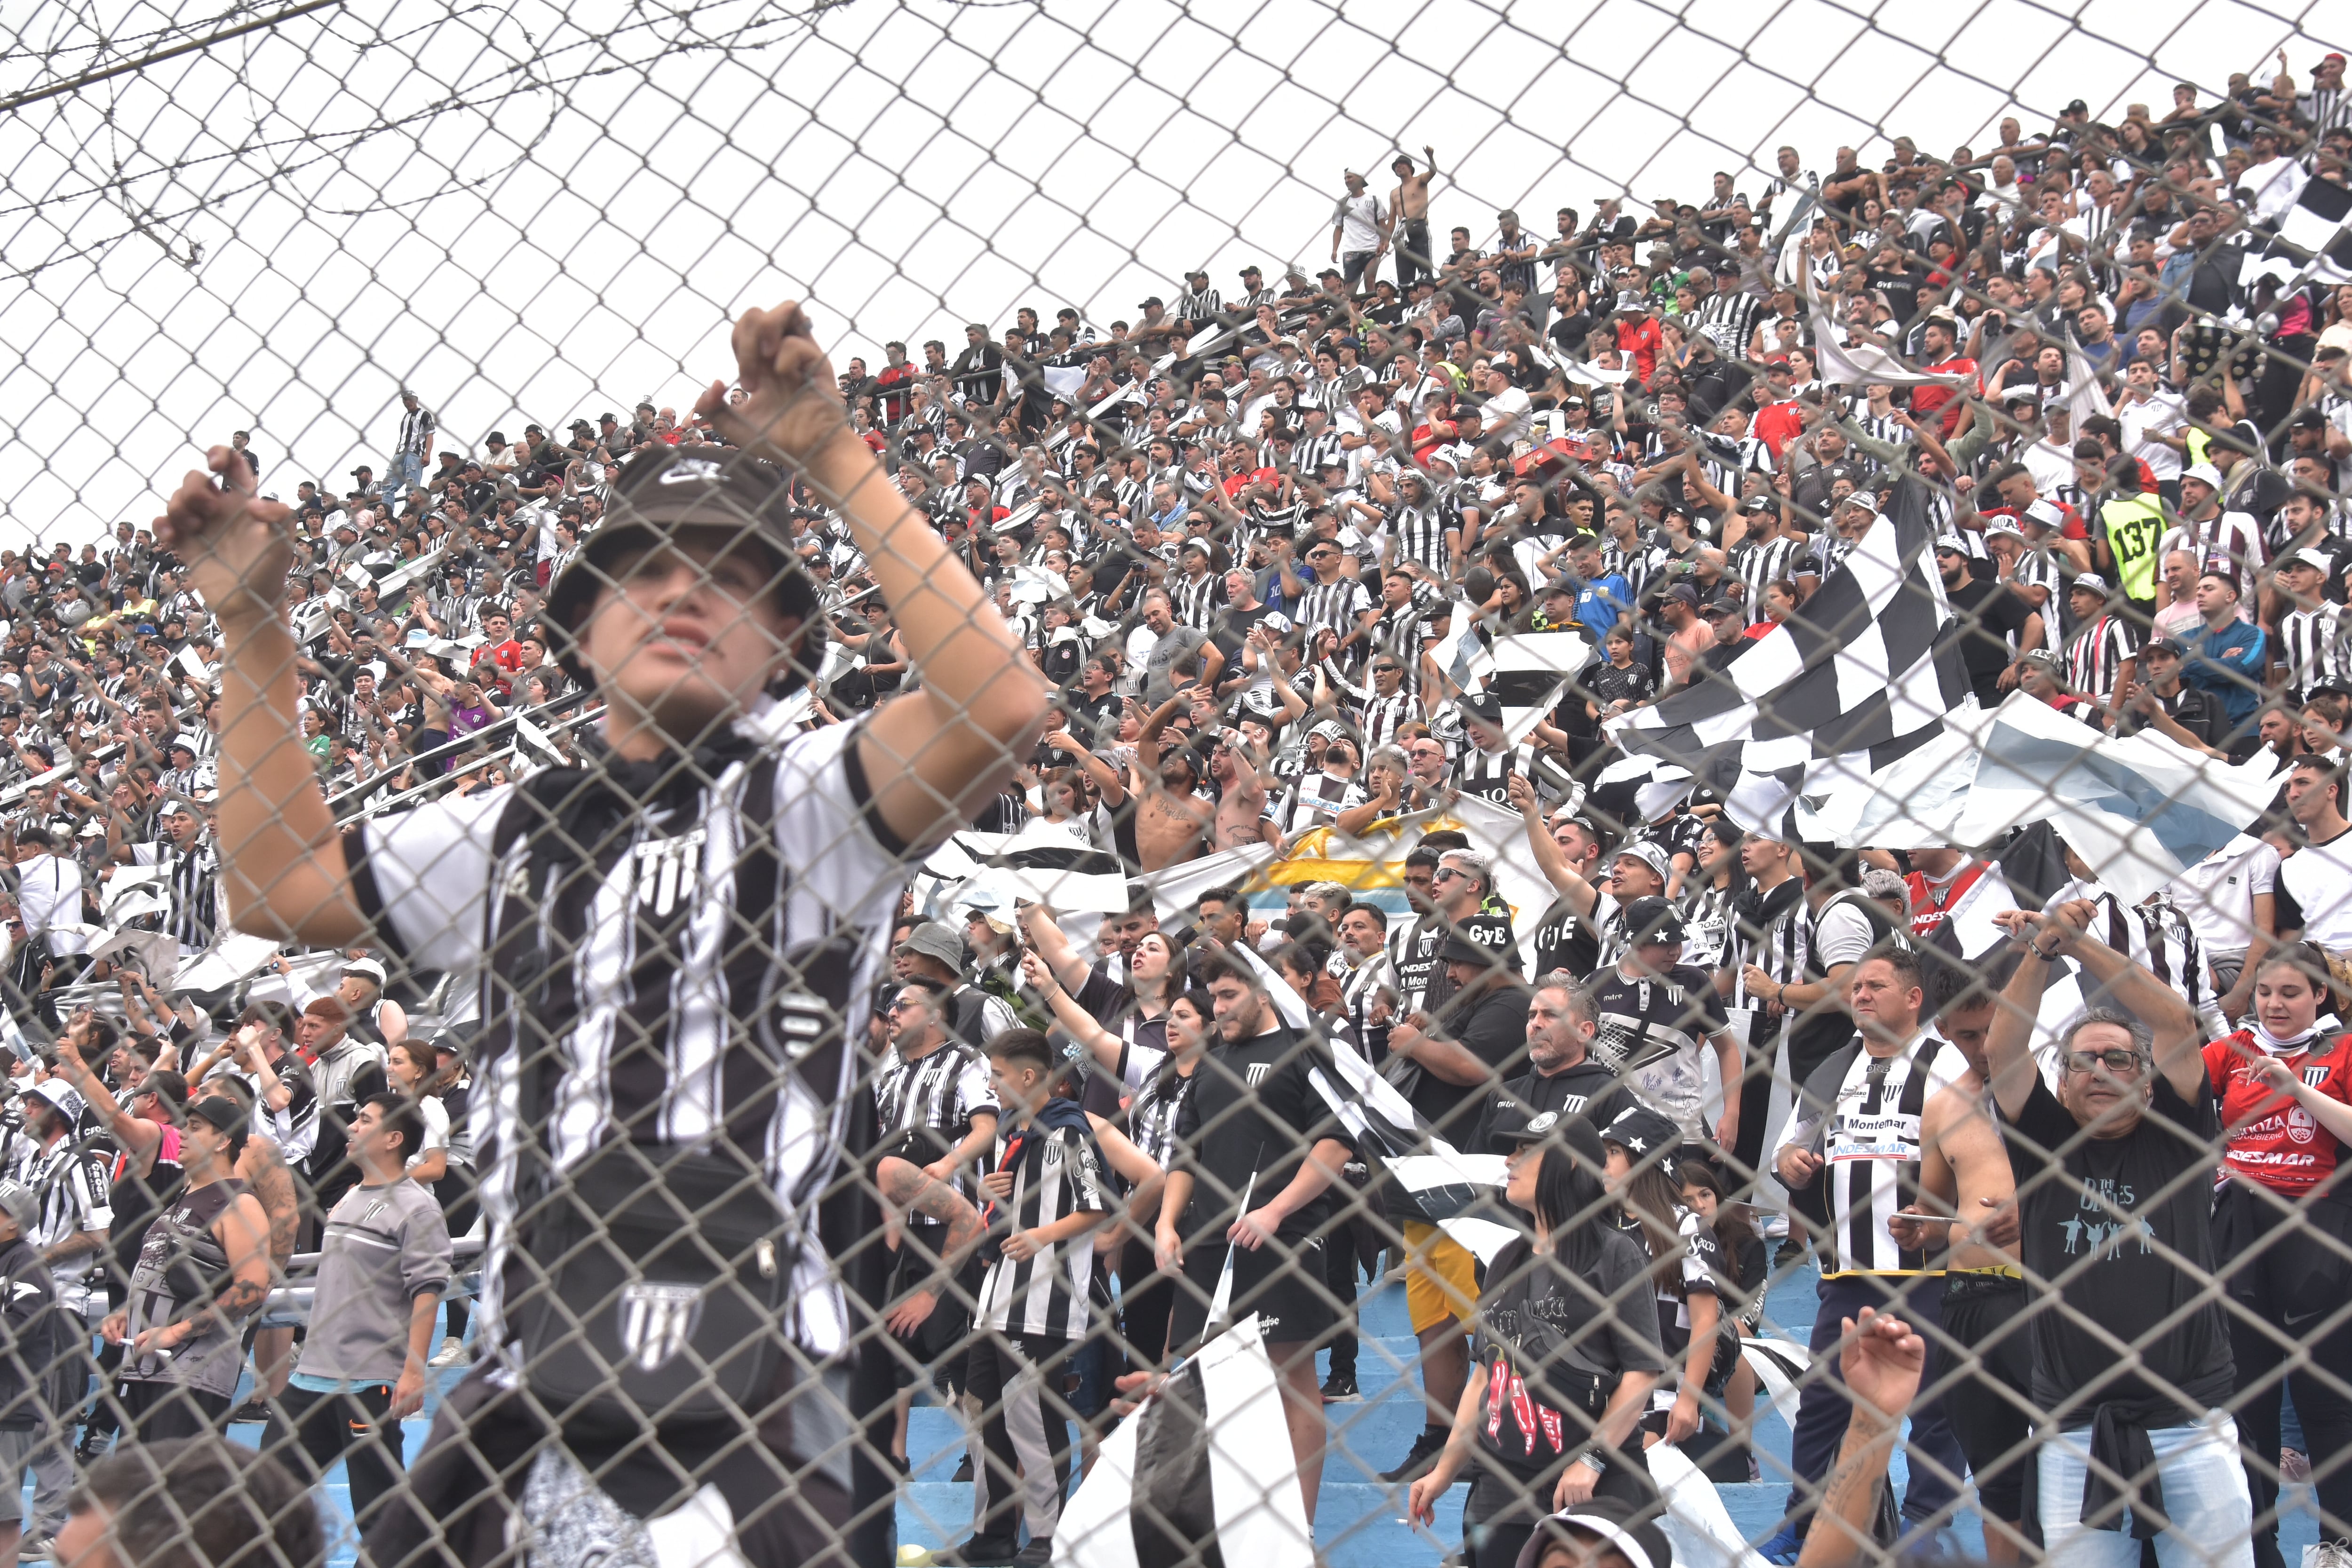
[1577,1450,1609,1476]
[2032,944,2060,962]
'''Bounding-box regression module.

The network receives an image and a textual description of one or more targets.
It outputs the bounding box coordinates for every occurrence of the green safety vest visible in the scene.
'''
[2185,427,2213,470]
[2099,494,2167,603]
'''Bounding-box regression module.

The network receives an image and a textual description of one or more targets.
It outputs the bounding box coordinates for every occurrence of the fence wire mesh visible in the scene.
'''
[2,2,2352,1568]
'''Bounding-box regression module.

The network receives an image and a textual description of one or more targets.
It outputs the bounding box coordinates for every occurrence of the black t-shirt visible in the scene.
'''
[1175,1027,1346,1242]
[1470,1234,1667,1483]
[1531,894,1603,982]
[2004,1072,2234,1426]
[1868,264,1930,325]
[1413,981,1532,1144]
[1946,574,2039,704]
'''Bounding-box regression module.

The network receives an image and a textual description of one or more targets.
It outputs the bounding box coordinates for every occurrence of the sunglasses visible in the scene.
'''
[2063,1048,2148,1077]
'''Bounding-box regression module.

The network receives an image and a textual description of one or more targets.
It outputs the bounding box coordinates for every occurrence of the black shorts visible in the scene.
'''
[884,1221,976,1393]
[1168,1229,1335,1352]
[1941,1272,2033,1524]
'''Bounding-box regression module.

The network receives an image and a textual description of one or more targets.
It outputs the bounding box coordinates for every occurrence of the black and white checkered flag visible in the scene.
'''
[1602,473,1970,833]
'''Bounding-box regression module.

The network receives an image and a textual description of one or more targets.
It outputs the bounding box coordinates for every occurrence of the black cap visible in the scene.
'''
[1487,1106,1607,1164]
[187,1097,247,1138]
[1437,914,1516,966]
[1620,895,1687,947]
[2144,636,2187,657]
[1600,1104,1683,1178]
[1460,691,1504,726]
[542,444,824,689]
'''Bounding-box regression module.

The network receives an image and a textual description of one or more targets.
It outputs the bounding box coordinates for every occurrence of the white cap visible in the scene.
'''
[2182,462,2225,491]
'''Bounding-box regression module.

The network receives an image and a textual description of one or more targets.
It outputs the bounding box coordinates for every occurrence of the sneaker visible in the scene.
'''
[226,1399,274,1425]
[429,1336,468,1369]
[18,1536,51,1562]
[951,1455,974,1482]
[1319,1372,1360,1402]
[1378,1428,1447,1485]
[1757,1526,1805,1565]
[1010,1543,1053,1568]
[2283,1447,2313,1484]
[2307,1541,2352,1568]
[930,1538,1019,1568]
[889,1453,912,1476]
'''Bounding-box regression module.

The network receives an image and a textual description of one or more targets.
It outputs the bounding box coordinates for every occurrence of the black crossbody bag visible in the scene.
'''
[487,758,821,1435]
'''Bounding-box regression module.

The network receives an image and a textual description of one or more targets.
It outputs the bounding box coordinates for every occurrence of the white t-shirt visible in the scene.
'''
[2120,392,2186,482]
[2167,834,2280,961]
[405,1094,451,1173]
[2279,828,2352,955]
[1333,193,1389,255]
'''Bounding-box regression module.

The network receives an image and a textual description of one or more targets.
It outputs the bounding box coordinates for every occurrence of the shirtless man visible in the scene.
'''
[1124,696,1215,870]
[1891,962,2029,1565]
[1391,146,1437,291]
[1204,728,1272,850]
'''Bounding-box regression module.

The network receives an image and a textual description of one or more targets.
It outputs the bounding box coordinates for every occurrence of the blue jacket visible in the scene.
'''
[2183,618,2266,725]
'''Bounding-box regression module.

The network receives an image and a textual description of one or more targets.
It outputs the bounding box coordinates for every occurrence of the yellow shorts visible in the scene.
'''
[1401,1218,1480,1334]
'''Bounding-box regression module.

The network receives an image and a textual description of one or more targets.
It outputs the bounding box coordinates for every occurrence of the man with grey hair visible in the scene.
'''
[1986,899,2249,1565]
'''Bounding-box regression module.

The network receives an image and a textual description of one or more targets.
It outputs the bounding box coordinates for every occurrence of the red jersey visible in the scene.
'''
[1906,859,1992,939]
[1979,502,2089,542]
[1753,399,1805,458]
[2203,1032,2352,1198]
[1910,358,1979,437]
[1616,318,1662,383]
[482,637,524,674]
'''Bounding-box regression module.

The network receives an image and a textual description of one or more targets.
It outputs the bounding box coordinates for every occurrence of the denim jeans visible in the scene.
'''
[387,450,424,496]
[2037,1414,2254,1568]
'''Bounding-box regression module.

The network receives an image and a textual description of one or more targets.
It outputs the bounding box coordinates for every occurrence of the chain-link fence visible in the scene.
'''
[3,2,2352,1567]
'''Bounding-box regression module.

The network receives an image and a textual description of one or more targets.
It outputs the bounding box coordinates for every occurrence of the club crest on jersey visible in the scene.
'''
[659,458,725,486]
[633,828,706,918]
[1245,1063,1271,1088]
[2306,1066,2332,1088]
[618,1281,704,1371]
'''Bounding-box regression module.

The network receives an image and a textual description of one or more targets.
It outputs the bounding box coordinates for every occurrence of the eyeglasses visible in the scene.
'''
[2063,1048,2149,1077]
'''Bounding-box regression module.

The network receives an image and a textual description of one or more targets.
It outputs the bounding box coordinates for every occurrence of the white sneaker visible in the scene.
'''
[428,1336,467,1368]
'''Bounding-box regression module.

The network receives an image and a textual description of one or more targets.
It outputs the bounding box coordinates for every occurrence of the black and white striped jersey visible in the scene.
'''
[1736,535,1810,624]
[1170,572,1221,631]
[1356,692,1422,753]
[125,841,219,953]
[1274,770,1366,835]
[1173,287,1223,322]
[973,1111,1110,1338]
[1780,1033,1964,1277]
[2279,603,2347,705]
[0,1128,111,1295]
[1294,431,1346,475]
[1390,503,1454,573]
[344,713,907,1359]
[1126,1063,1199,1171]
[2062,612,2137,704]
[872,1040,997,1218]
[1606,539,1670,608]
[1296,576,1374,640]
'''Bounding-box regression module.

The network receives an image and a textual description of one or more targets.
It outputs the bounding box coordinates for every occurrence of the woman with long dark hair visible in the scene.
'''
[1600,1105,1724,1451]
[2202,942,2352,1565]
[1406,1111,1664,1568]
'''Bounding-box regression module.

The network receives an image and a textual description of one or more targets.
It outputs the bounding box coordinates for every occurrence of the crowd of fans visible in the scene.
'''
[5,51,2352,1568]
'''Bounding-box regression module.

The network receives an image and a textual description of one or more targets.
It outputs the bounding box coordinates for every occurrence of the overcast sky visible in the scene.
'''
[0,0,2338,550]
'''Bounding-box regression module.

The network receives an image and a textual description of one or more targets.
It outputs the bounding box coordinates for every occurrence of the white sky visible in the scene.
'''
[0,0,2340,551]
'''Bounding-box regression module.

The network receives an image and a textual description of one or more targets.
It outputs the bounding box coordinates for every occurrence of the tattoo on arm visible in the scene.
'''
[878,1160,984,1260]
[242,1142,299,1263]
